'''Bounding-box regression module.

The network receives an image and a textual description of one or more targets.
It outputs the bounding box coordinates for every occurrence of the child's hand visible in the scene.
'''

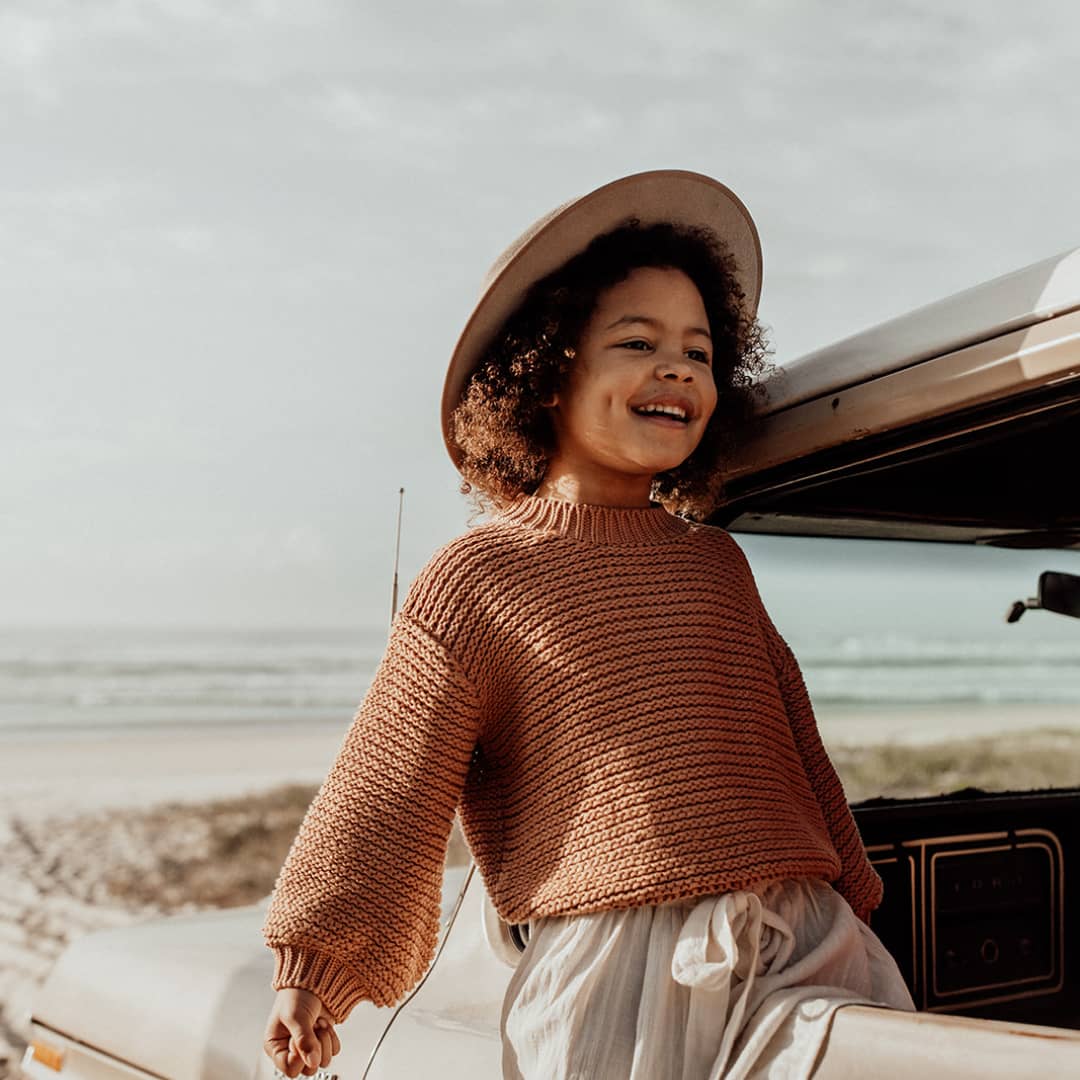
[263,987,341,1078]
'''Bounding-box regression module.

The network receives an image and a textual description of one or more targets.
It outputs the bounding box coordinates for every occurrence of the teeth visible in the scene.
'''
[635,403,688,420]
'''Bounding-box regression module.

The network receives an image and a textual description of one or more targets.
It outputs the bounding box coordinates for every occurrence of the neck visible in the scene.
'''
[532,469,654,508]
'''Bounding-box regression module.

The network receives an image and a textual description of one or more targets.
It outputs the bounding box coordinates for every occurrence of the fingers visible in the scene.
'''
[283,1013,320,1068]
[291,1041,318,1077]
[263,1003,319,1076]
[314,1014,341,1066]
[262,990,340,1076]
[264,1036,316,1080]
[315,1021,334,1068]
[264,1025,303,1078]
[294,1018,339,1075]
[266,1039,302,1079]
[291,1032,322,1076]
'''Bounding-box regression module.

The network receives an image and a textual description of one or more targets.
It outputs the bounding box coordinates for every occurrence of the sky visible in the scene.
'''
[4,0,1080,635]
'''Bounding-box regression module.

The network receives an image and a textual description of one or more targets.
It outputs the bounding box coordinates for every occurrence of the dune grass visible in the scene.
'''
[832,729,1080,802]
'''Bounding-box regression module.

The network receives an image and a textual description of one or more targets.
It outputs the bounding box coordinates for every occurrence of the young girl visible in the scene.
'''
[261,170,915,1079]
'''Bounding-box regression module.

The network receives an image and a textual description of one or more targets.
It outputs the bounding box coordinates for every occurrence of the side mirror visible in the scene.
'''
[1006,571,1080,623]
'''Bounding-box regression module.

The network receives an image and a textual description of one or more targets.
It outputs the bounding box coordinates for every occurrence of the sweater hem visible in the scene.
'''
[492,856,855,925]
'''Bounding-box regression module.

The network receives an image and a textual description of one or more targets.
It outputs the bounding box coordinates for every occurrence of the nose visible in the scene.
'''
[656,353,696,382]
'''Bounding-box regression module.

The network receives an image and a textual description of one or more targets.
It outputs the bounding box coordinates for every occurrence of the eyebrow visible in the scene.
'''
[603,314,712,340]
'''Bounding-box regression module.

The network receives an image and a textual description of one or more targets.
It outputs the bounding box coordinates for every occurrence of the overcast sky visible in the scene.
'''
[4,0,1080,633]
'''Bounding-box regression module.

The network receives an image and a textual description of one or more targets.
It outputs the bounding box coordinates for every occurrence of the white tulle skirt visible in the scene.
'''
[500,877,915,1080]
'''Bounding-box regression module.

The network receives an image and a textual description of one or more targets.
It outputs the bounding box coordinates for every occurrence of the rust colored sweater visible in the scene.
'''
[262,495,883,1020]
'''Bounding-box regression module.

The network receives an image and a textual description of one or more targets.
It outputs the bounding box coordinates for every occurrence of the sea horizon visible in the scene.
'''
[2,623,1078,741]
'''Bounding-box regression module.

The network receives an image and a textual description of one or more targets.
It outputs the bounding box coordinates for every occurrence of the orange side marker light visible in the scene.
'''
[30,1039,66,1071]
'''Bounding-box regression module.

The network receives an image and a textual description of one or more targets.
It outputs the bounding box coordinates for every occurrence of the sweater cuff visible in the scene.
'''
[271,945,371,1023]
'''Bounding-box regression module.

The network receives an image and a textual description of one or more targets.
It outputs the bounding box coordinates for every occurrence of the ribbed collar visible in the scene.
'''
[494,494,690,545]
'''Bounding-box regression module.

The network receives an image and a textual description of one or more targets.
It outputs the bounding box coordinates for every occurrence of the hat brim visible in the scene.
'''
[442,169,763,468]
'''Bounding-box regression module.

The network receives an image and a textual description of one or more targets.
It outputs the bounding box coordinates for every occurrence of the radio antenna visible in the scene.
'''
[390,486,404,626]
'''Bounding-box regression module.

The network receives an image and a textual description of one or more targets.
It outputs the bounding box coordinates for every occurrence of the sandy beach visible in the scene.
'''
[815,702,1080,747]
[0,723,349,827]
[2,706,1079,1077]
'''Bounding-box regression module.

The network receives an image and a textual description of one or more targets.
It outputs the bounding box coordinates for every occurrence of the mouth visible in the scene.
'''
[629,402,693,427]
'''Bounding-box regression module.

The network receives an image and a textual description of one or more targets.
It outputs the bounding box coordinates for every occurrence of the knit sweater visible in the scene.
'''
[262,495,883,1020]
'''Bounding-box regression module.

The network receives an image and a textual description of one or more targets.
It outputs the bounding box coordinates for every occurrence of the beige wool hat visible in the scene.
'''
[441,168,763,469]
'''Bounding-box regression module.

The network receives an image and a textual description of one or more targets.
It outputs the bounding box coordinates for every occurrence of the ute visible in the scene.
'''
[20,247,1080,1078]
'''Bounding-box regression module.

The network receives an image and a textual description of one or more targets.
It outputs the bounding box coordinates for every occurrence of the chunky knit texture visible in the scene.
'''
[262,495,883,1020]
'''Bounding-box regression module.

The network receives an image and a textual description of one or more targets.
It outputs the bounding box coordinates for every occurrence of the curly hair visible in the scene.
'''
[449,219,775,521]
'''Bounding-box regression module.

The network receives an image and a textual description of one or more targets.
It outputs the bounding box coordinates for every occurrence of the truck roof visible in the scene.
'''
[756,245,1080,415]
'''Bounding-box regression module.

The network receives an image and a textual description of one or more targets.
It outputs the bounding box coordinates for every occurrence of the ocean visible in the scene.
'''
[0,626,385,738]
[1,625,1078,739]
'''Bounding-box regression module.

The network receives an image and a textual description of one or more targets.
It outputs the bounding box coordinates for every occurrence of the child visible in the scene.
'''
[261,170,915,1080]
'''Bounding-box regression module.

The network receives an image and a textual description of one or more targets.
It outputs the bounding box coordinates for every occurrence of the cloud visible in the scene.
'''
[0,0,342,102]
[0,7,63,101]
[0,8,56,68]
[162,225,216,255]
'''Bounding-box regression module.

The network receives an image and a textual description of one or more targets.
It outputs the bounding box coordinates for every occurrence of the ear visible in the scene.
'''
[540,392,559,408]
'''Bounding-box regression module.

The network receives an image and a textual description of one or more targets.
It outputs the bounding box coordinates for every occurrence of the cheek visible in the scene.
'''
[702,377,719,419]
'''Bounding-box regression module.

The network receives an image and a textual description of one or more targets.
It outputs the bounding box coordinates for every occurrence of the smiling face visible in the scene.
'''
[534,265,718,506]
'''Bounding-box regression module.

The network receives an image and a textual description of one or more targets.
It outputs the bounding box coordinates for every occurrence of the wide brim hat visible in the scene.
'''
[442,168,763,469]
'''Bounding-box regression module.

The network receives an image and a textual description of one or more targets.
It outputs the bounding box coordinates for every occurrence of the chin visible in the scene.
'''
[617,441,698,477]
[638,457,689,476]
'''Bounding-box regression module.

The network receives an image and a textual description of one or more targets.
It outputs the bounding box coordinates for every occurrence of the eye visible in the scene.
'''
[618,339,652,352]
[686,347,712,366]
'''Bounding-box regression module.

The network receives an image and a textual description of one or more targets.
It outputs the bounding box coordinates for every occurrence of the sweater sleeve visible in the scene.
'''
[771,632,883,922]
[261,611,483,1019]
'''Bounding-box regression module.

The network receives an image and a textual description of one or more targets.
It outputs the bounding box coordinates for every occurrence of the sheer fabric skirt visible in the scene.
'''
[501,877,915,1080]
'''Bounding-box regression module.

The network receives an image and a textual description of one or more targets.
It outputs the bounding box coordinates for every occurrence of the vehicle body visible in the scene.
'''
[21,247,1080,1078]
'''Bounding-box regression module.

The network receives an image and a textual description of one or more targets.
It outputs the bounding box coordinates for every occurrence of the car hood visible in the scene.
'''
[32,902,277,1080]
